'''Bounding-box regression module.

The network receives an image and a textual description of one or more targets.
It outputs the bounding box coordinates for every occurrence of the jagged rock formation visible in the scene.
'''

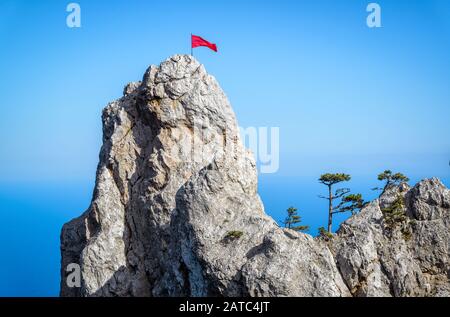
[331,179,450,297]
[60,55,449,297]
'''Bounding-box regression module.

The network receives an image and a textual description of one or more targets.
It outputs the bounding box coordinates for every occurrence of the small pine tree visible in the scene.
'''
[318,173,351,232]
[336,193,365,215]
[283,207,309,232]
[381,195,407,229]
[377,170,409,191]
[381,195,413,240]
[318,227,333,240]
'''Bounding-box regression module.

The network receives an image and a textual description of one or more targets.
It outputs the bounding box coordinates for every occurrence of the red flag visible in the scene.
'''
[191,35,218,52]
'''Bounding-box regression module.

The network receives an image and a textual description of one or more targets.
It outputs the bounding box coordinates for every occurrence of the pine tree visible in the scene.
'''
[318,173,364,232]
[376,170,409,191]
[283,207,309,232]
[336,193,365,215]
[318,173,351,232]
[381,195,413,240]
[381,195,407,229]
[318,226,333,240]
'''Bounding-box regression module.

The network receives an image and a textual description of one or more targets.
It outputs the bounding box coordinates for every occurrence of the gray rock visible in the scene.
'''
[60,55,450,297]
[165,157,349,296]
[331,178,450,297]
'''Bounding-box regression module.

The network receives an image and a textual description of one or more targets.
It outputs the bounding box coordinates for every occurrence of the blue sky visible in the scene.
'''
[0,0,449,296]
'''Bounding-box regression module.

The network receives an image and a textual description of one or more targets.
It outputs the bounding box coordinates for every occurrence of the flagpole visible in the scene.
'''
[190,33,193,57]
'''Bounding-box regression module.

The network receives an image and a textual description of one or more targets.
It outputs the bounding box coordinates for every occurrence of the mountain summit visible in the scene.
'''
[61,55,450,297]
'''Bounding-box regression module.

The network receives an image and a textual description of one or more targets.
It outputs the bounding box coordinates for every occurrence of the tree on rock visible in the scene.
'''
[318,227,333,240]
[283,207,309,232]
[381,195,407,228]
[319,173,352,233]
[376,170,409,191]
[336,193,365,216]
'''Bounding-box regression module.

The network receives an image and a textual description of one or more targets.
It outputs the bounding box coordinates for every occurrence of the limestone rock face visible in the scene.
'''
[331,178,450,297]
[60,55,449,297]
[60,55,349,297]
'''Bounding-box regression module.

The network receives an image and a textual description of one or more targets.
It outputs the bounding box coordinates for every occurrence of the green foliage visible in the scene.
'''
[319,173,351,186]
[318,227,333,240]
[336,193,365,215]
[283,207,309,232]
[381,195,414,241]
[318,173,359,233]
[381,195,407,229]
[224,230,244,240]
[377,170,410,189]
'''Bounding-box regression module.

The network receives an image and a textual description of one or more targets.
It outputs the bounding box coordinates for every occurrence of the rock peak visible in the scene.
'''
[61,56,450,297]
[142,54,202,86]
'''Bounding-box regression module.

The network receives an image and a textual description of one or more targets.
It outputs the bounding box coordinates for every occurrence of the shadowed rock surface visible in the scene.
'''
[60,55,449,297]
